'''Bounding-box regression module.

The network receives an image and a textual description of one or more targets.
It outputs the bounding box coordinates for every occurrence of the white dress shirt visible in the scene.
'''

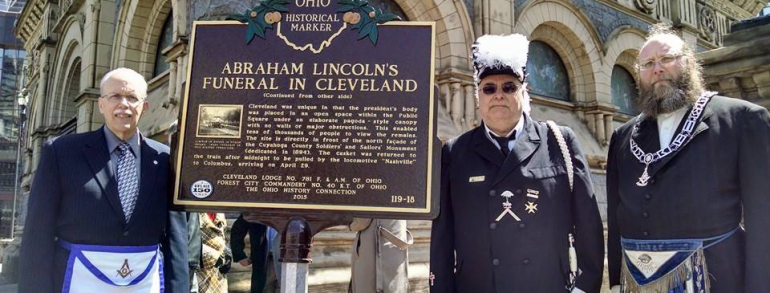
[484,116,525,151]
[656,107,688,149]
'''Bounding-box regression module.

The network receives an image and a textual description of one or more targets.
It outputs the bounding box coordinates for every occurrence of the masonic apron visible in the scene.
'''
[59,240,163,293]
[620,227,738,293]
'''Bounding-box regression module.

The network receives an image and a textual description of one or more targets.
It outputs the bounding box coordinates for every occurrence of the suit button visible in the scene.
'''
[522,259,530,265]
[644,193,652,200]
[123,231,129,236]
[492,259,500,266]
[649,179,656,185]
[489,223,497,230]
[519,223,526,229]
[489,190,496,197]
[515,189,522,194]
[643,231,649,237]
[642,212,649,218]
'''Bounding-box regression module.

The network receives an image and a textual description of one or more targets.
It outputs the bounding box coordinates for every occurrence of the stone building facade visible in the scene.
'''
[10,0,765,289]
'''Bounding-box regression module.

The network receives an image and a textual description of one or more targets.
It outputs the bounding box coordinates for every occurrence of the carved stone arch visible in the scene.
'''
[614,50,639,81]
[603,27,646,99]
[140,0,174,77]
[528,26,579,100]
[515,0,603,105]
[49,16,83,126]
[407,0,473,72]
[113,0,161,78]
[394,0,476,138]
[389,0,474,73]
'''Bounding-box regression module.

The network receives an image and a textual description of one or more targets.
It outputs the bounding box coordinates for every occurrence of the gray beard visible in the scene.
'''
[638,76,697,118]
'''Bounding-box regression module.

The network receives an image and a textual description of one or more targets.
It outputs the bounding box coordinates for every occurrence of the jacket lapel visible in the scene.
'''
[83,128,126,223]
[126,137,160,229]
[648,102,713,178]
[492,116,541,187]
[473,126,504,169]
[631,115,661,154]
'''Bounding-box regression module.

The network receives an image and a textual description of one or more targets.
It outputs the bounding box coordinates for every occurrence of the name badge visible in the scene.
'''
[469,176,485,183]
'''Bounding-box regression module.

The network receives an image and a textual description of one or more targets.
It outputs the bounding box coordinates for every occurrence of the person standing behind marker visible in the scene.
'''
[196,212,231,293]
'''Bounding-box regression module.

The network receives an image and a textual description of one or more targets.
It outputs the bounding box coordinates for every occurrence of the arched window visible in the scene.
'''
[153,13,173,77]
[526,41,570,101]
[611,65,639,115]
[366,0,407,19]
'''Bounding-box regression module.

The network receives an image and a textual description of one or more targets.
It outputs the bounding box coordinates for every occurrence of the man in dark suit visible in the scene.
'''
[18,68,189,293]
[230,214,270,293]
[607,23,770,293]
[429,34,604,293]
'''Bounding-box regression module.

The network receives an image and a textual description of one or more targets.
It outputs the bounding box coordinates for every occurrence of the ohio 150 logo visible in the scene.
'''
[191,180,214,198]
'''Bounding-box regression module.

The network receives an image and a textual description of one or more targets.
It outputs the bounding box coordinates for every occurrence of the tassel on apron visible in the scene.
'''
[59,240,164,293]
[619,227,739,293]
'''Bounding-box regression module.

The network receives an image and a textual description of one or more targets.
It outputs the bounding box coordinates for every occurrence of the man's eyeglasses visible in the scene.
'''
[637,54,683,71]
[101,94,144,105]
[482,82,519,95]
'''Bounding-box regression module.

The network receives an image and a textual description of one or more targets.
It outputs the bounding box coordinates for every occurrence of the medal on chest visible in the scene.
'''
[629,92,715,187]
[495,189,540,222]
[495,191,521,221]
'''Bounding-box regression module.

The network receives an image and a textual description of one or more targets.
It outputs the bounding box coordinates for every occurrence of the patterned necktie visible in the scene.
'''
[491,131,516,157]
[117,142,138,222]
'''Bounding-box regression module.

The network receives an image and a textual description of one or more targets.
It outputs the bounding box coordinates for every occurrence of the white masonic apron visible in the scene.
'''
[59,240,163,293]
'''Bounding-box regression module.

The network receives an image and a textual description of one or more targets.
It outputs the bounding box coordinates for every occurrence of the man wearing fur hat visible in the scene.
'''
[429,34,604,293]
[607,23,770,293]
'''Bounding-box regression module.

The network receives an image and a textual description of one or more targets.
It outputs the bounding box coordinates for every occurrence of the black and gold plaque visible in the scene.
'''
[173,0,438,219]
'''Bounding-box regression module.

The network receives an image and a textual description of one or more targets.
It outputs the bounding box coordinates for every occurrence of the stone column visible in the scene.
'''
[464,84,476,129]
[594,113,605,144]
[753,71,770,99]
[604,114,613,144]
[167,60,177,106]
[440,83,450,113]
[585,112,596,137]
[451,82,464,131]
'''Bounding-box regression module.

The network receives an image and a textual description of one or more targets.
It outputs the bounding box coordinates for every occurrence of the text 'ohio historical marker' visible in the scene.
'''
[173,1,438,219]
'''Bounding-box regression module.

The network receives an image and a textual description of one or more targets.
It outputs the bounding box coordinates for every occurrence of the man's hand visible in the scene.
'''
[239,259,252,267]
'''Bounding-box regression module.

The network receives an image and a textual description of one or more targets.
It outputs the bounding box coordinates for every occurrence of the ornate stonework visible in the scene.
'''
[634,0,656,14]
[699,0,753,19]
[699,5,718,41]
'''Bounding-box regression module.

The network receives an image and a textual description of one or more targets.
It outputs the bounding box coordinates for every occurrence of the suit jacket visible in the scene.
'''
[230,215,269,293]
[430,115,604,293]
[18,127,189,293]
[607,95,770,292]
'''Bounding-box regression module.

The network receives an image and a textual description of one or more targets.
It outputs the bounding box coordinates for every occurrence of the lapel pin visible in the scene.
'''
[469,176,485,183]
[153,160,158,165]
[496,190,521,222]
[526,188,539,199]
[525,201,538,214]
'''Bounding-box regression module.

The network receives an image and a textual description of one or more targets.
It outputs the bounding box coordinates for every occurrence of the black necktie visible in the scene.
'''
[491,131,516,157]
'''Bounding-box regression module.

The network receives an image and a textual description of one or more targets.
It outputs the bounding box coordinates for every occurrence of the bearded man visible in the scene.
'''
[606,24,770,293]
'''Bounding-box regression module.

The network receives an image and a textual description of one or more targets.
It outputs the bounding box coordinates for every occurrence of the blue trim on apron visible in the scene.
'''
[58,239,164,293]
[621,227,738,251]
[620,227,739,293]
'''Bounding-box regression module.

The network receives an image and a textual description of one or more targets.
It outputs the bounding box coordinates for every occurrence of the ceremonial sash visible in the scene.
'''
[619,227,738,293]
[59,240,164,293]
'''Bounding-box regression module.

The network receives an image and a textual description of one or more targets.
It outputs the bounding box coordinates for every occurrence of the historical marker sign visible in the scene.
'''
[173,0,437,219]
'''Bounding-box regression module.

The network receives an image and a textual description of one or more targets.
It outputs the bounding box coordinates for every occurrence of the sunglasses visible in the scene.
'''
[482,82,519,95]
